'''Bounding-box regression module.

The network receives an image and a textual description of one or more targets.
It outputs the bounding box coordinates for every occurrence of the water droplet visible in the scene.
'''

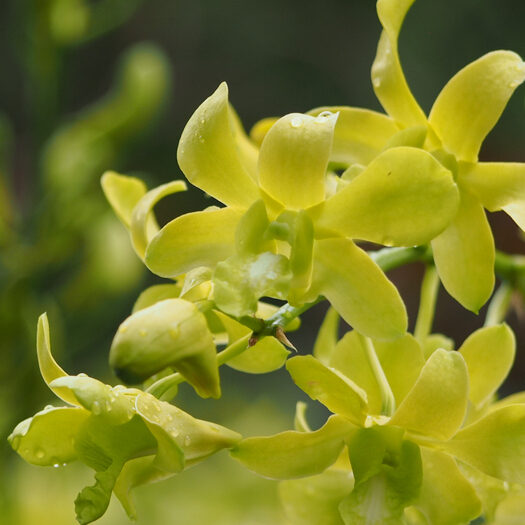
[35,448,45,459]
[155,404,161,412]
[118,325,128,334]
[200,118,205,125]
[509,80,519,89]
[92,401,101,415]
[105,400,112,412]
[290,117,303,128]
[53,463,60,468]
[198,135,205,143]
[44,404,54,411]
[78,372,87,377]
[139,329,147,337]
[317,111,333,119]
[373,77,381,88]
[184,435,192,446]
[62,462,68,467]
[170,328,179,339]
[171,430,179,438]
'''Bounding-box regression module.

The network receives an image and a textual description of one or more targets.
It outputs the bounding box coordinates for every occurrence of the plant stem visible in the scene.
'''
[484,283,513,327]
[414,265,439,343]
[358,333,396,417]
[370,245,430,272]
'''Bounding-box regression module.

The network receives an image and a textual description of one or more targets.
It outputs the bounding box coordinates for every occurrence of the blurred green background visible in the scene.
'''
[1,0,525,523]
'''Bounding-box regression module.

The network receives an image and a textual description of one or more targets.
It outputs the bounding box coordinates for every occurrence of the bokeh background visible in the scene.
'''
[1,0,525,523]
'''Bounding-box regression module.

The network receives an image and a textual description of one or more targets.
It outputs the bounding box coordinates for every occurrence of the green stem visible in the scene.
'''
[145,334,252,399]
[370,245,430,272]
[414,265,439,343]
[358,333,396,417]
[484,283,513,327]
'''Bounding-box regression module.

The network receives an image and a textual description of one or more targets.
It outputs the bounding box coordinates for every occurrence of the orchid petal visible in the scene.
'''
[314,147,458,247]
[429,51,525,162]
[145,207,242,278]
[258,112,337,210]
[431,189,495,312]
[177,82,260,207]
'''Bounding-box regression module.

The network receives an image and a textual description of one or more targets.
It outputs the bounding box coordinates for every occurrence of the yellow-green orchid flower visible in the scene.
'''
[105,82,460,341]
[8,314,240,524]
[232,319,524,525]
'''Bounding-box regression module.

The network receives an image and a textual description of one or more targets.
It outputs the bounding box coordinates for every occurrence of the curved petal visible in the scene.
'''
[101,171,147,228]
[307,238,407,340]
[460,161,525,230]
[371,0,427,126]
[230,415,354,479]
[286,355,368,426]
[145,207,242,278]
[8,406,89,466]
[389,349,468,441]
[308,106,400,165]
[431,189,495,312]
[428,51,525,162]
[249,116,279,146]
[228,103,259,178]
[37,313,79,406]
[414,448,482,525]
[258,112,337,210]
[458,324,515,408]
[177,82,260,207]
[130,180,187,258]
[313,307,340,366]
[314,147,459,246]
[444,405,525,484]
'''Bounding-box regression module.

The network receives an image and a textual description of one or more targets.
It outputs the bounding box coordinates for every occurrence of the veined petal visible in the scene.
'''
[286,355,368,426]
[428,51,525,162]
[308,106,399,165]
[177,82,260,207]
[145,207,242,278]
[444,405,525,484]
[431,189,495,312]
[372,0,427,126]
[258,112,337,210]
[230,415,354,479]
[101,171,147,228]
[37,313,79,406]
[314,147,459,247]
[389,349,468,441]
[458,324,515,408]
[460,161,525,230]
[414,448,481,525]
[307,238,407,340]
[130,180,187,259]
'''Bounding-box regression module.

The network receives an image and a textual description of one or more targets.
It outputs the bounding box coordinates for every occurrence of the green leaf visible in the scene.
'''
[8,406,89,466]
[460,161,525,230]
[372,0,427,127]
[177,82,260,207]
[431,189,495,312]
[145,207,242,278]
[458,324,515,408]
[213,252,291,317]
[132,283,181,313]
[36,313,79,406]
[389,349,468,441]
[313,307,340,365]
[413,448,481,525]
[286,355,368,426]
[258,111,337,209]
[428,51,525,162]
[130,180,187,258]
[314,147,459,247]
[307,238,407,340]
[100,171,147,228]
[308,106,399,166]
[279,469,354,525]
[230,415,354,479]
[110,298,220,398]
[443,405,525,484]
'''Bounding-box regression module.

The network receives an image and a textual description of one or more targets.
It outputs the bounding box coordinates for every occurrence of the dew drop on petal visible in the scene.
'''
[92,401,101,415]
[184,435,191,446]
[290,117,303,128]
[35,448,45,459]
[139,329,147,337]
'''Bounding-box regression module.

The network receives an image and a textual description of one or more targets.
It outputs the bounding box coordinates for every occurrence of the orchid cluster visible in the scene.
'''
[9,0,525,523]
